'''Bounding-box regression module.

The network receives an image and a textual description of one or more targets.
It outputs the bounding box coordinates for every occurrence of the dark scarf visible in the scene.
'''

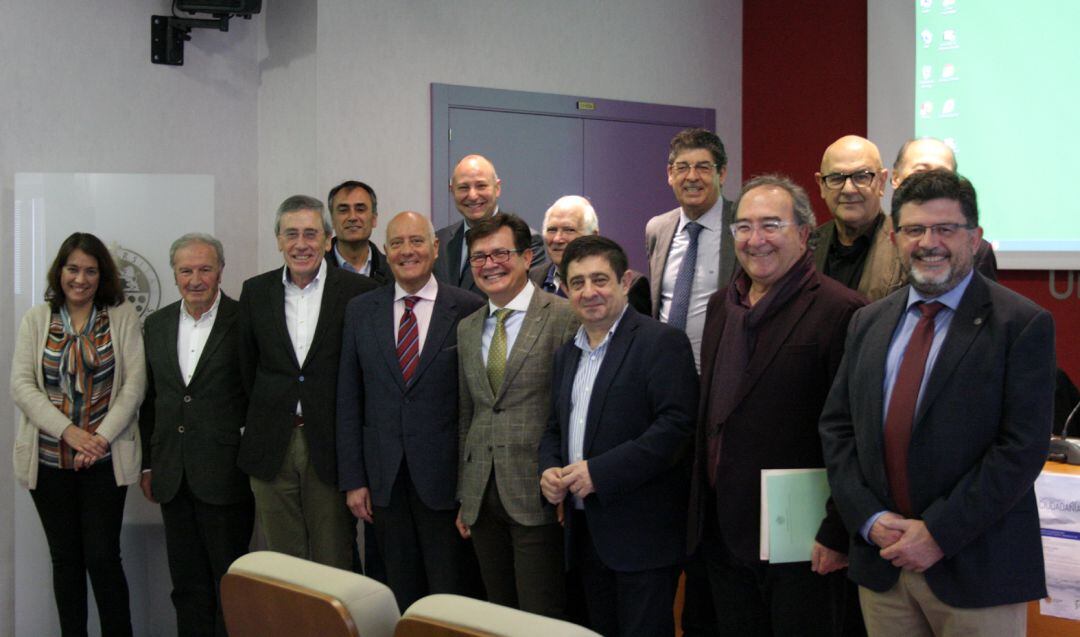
[706,249,816,486]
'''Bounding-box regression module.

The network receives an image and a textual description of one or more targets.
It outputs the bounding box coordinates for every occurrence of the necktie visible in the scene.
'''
[668,221,703,330]
[396,296,421,385]
[883,301,945,516]
[487,308,513,394]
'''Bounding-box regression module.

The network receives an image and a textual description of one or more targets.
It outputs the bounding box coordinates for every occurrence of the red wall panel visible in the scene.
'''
[743,1,867,223]
[742,2,1079,387]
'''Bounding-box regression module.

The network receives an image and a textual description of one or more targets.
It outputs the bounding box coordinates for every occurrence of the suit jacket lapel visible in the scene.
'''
[718,198,736,288]
[557,345,579,460]
[446,222,466,285]
[161,304,184,386]
[372,287,407,393]
[307,269,342,366]
[497,291,548,402]
[914,275,991,426]
[188,295,235,385]
[412,287,457,387]
[650,212,678,315]
[269,274,300,369]
[583,311,636,455]
[461,309,493,403]
[864,291,910,484]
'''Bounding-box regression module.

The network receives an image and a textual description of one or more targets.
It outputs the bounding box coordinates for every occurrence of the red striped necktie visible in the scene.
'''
[397,296,421,384]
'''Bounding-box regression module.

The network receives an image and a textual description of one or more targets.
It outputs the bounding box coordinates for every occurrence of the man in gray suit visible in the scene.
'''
[140,233,253,637]
[337,212,484,611]
[433,154,546,295]
[644,127,733,636]
[456,212,578,617]
[645,128,737,371]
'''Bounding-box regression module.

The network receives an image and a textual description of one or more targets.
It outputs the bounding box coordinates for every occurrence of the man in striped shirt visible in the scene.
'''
[540,235,698,636]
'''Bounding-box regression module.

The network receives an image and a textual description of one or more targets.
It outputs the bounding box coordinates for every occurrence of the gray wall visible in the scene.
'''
[0,1,741,634]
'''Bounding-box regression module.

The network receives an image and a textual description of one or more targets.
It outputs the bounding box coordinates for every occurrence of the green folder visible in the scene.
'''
[759,468,830,563]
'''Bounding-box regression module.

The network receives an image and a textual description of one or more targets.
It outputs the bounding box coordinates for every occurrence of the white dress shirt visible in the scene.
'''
[393,276,439,354]
[481,281,535,366]
[282,259,327,415]
[659,200,726,369]
[177,290,222,386]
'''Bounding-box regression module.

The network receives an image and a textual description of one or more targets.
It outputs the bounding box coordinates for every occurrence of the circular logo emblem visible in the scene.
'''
[114,247,161,320]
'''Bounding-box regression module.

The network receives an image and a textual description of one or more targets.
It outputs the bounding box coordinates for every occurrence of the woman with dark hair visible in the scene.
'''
[10,232,145,636]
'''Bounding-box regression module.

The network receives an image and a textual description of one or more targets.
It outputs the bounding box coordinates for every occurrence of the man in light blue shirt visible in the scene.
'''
[820,170,1055,636]
[540,235,698,636]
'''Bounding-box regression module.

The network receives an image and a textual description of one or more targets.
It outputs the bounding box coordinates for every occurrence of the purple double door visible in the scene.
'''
[431,84,715,274]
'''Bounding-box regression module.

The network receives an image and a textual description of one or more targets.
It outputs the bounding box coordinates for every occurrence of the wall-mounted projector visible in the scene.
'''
[151,1,262,66]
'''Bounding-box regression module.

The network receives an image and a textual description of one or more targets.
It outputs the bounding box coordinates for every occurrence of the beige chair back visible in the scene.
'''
[222,551,400,637]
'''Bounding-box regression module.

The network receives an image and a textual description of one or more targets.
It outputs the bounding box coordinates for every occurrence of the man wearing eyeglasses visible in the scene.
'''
[645,128,738,372]
[455,212,578,618]
[820,170,1054,635]
[687,175,865,635]
[813,135,902,301]
[434,154,547,296]
[890,137,998,280]
[237,195,379,570]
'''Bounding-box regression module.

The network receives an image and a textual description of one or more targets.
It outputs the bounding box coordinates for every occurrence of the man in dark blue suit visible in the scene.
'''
[337,211,485,611]
[820,170,1055,635]
[539,235,698,636]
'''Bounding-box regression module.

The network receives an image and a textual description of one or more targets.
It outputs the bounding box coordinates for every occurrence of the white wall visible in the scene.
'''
[307,0,743,266]
[0,0,742,634]
[868,0,914,202]
[0,1,259,635]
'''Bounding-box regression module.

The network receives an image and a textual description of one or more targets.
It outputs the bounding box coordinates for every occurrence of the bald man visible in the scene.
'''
[812,135,902,301]
[434,154,546,295]
[891,137,998,280]
[529,195,651,314]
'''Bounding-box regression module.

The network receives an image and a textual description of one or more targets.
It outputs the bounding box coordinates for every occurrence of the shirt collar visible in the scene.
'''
[395,275,438,303]
[574,305,628,354]
[904,269,974,313]
[544,263,561,289]
[678,198,726,233]
[180,289,222,323]
[488,280,535,315]
[333,241,371,273]
[281,257,328,289]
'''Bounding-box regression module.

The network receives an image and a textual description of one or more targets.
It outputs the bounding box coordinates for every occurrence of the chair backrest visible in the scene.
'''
[222,551,400,637]
[395,595,602,637]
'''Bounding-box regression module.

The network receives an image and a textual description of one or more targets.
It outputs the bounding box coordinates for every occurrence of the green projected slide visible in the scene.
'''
[915,0,1080,268]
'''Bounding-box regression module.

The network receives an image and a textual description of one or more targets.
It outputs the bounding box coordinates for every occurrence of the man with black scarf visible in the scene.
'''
[687,174,866,635]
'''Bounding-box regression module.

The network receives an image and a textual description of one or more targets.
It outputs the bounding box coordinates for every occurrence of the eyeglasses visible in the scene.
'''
[468,248,521,267]
[894,223,973,239]
[729,220,797,240]
[670,161,719,177]
[280,229,324,242]
[819,170,876,190]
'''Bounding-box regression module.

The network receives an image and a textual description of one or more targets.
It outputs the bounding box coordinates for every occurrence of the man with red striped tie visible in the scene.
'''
[336,211,485,611]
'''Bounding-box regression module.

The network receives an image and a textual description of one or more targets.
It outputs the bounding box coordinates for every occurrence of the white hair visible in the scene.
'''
[542,195,599,234]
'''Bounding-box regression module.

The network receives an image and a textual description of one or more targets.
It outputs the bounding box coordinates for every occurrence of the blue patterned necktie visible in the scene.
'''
[667,221,703,330]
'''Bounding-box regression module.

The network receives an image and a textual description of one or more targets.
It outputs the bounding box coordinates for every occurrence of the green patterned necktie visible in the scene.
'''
[487,308,514,393]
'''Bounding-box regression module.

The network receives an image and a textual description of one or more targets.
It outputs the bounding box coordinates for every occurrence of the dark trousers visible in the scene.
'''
[681,549,720,637]
[373,462,477,612]
[160,477,254,637]
[571,510,680,636]
[468,474,565,619]
[701,525,843,637]
[30,461,132,637]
